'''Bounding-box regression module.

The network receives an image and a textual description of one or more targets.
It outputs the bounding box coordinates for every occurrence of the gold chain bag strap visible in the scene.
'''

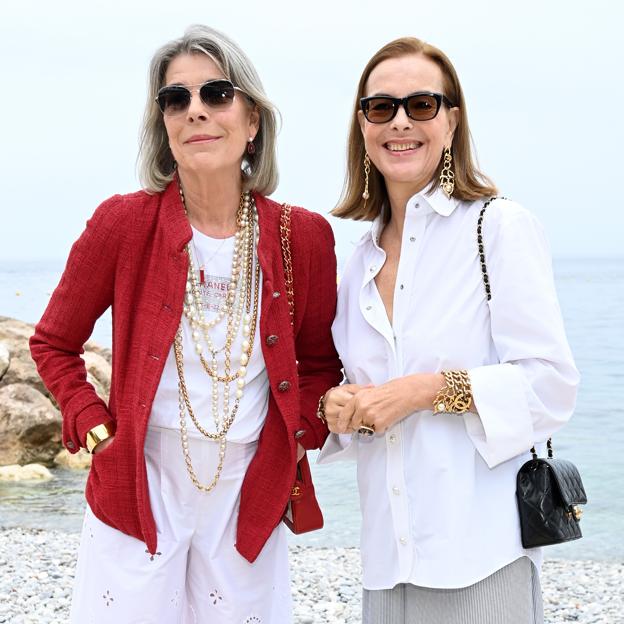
[479,196,586,548]
[279,203,324,534]
[279,203,295,325]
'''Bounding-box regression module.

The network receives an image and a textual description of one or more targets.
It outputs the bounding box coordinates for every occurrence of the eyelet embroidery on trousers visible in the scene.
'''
[244,616,262,623]
[145,548,162,561]
[209,589,223,605]
[170,589,181,607]
[102,590,115,606]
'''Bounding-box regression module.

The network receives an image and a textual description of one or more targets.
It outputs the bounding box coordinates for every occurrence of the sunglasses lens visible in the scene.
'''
[364,98,396,123]
[406,94,439,120]
[200,80,236,107]
[157,87,191,115]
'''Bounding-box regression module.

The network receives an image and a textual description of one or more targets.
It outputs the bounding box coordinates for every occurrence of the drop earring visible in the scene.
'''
[247,137,256,155]
[362,153,371,204]
[439,146,455,198]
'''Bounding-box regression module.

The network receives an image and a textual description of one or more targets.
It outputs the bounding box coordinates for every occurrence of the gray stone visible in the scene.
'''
[0,383,62,466]
[53,448,92,470]
[0,341,9,381]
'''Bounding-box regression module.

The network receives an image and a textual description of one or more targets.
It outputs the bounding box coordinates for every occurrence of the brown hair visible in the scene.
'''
[333,37,497,221]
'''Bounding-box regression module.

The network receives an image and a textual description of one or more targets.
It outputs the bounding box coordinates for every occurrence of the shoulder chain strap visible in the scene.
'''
[280,203,295,326]
[476,196,506,301]
[478,195,552,457]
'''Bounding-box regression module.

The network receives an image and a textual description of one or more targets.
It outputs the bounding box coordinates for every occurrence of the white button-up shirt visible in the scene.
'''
[319,188,579,590]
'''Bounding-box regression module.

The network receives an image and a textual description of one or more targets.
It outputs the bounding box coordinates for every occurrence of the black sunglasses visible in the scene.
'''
[360,92,455,124]
[155,79,246,116]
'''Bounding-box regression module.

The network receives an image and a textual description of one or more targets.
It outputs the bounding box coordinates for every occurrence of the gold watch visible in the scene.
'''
[85,422,116,453]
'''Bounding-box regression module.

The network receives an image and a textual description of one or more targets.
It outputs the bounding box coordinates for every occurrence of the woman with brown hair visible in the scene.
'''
[319,37,578,623]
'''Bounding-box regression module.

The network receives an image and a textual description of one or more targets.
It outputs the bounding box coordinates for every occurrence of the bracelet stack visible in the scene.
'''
[433,370,473,414]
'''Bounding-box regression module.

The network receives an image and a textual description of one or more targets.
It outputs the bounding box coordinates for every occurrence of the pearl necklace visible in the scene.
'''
[174,181,260,492]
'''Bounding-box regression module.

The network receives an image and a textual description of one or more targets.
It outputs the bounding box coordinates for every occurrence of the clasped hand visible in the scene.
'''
[324,375,441,435]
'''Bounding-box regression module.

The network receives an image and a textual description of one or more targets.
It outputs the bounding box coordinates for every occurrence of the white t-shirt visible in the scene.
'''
[149,226,268,443]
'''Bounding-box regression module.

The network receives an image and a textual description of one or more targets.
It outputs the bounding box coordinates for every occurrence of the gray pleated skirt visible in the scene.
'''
[362,557,543,624]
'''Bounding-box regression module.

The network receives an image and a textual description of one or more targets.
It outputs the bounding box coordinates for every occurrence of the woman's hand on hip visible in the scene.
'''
[324,384,370,434]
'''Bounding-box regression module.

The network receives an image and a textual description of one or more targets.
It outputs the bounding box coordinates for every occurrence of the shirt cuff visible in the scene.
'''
[317,433,358,464]
[464,363,534,468]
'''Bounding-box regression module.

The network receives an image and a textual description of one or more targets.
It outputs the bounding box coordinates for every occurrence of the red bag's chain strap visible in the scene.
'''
[279,203,295,326]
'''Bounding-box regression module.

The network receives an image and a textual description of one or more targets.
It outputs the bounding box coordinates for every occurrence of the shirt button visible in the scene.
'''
[369,266,376,272]
[365,305,372,311]
[409,236,416,242]
[273,291,281,298]
[389,434,397,443]
[278,380,291,392]
[66,441,75,450]
[392,486,400,495]
[266,335,279,346]
[400,537,408,545]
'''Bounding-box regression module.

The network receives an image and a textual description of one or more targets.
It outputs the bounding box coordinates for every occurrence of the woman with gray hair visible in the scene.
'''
[30,25,341,623]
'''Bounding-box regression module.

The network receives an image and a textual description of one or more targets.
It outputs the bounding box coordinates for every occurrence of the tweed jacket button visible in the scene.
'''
[266,335,279,346]
[278,380,290,392]
[66,441,75,450]
[294,429,306,439]
[272,291,281,298]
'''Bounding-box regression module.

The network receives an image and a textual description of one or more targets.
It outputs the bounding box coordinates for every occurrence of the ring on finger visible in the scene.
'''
[357,424,375,437]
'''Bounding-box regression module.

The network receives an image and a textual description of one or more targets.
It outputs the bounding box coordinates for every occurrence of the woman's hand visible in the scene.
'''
[92,436,115,455]
[339,374,445,435]
[324,384,370,434]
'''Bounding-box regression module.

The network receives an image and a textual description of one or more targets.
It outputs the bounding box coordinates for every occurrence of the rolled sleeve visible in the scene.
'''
[464,201,579,468]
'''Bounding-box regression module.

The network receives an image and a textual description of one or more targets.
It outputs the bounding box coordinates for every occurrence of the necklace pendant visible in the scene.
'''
[199,267,205,285]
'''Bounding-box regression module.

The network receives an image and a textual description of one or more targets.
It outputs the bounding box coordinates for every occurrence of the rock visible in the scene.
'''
[0,316,34,344]
[0,341,9,380]
[0,317,110,467]
[0,384,62,466]
[0,463,53,481]
[82,351,111,396]
[0,345,48,396]
[84,340,112,364]
[54,448,92,470]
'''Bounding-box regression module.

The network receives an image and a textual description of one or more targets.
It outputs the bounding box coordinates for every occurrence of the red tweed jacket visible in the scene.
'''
[30,180,342,562]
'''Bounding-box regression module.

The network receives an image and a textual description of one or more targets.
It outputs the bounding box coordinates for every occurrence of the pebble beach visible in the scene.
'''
[1,527,622,624]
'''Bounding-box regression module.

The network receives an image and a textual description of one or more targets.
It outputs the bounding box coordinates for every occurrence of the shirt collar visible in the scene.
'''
[360,185,461,247]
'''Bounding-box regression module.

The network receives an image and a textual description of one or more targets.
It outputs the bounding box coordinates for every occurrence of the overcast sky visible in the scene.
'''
[1,0,622,264]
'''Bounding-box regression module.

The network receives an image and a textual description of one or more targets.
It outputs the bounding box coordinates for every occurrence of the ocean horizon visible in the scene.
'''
[0,256,622,562]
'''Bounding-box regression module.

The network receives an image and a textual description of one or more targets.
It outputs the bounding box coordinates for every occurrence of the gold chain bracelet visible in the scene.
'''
[433,370,473,414]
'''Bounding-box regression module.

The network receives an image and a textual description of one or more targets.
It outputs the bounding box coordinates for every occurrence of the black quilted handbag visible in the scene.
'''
[516,440,587,548]
[478,197,588,549]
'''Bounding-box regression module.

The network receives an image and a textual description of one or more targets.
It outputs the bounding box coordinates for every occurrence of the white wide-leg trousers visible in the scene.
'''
[70,426,292,624]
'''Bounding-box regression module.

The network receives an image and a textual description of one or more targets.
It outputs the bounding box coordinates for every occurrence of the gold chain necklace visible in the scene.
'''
[174,181,260,492]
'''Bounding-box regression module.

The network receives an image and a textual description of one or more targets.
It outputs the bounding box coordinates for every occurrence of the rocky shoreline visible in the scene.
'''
[0,527,622,623]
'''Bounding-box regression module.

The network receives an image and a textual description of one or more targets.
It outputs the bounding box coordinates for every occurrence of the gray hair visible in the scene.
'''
[138,25,279,195]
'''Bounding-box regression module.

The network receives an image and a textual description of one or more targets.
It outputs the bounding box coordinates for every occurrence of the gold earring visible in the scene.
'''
[362,153,371,203]
[439,146,455,198]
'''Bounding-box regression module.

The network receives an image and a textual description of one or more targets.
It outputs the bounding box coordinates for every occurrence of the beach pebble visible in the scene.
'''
[0,528,622,623]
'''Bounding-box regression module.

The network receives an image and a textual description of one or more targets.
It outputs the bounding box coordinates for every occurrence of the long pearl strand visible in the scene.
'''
[174,182,260,492]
